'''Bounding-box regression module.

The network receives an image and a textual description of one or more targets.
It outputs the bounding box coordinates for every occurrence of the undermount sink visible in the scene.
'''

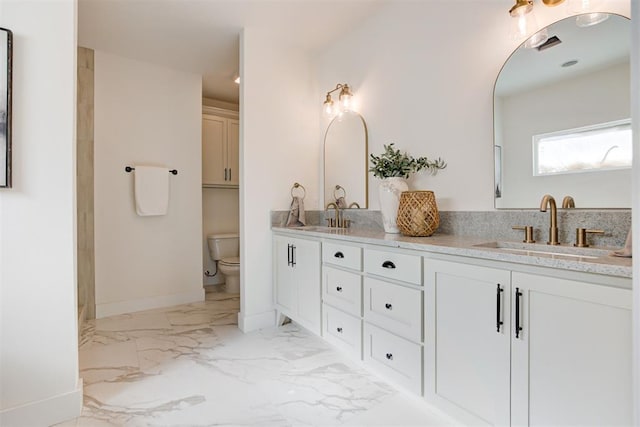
[473,241,610,260]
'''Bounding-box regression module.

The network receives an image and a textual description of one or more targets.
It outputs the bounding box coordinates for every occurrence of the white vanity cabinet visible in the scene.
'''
[321,241,363,358]
[362,248,424,395]
[510,272,632,426]
[202,112,239,187]
[273,234,321,335]
[424,258,633,426]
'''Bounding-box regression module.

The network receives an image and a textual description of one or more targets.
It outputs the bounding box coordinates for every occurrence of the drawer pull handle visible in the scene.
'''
[336,286,343,292]
[336,327,343,333]
[496,284,504,333]
[385,303,392,310]
[515,287,523,339]
[385,353,393,360]
[382,260,396,269]
[334,251,345,259]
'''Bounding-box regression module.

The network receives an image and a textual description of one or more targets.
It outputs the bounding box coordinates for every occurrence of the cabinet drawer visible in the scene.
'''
[364,248,422,285]
[323,267,362,316]
[363,322,422,395]
[323,304,362,359]
[364,278,422,342]
[323,242,362,271]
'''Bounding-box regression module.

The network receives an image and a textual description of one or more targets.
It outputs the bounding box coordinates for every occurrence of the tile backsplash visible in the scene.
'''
[272,209,631,248]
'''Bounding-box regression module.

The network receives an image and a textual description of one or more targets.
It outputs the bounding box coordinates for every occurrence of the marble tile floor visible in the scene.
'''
[59,291,455,427]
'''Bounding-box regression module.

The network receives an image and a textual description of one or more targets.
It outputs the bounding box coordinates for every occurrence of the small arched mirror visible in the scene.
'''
[494,13,630,209]
[324,111,368,209]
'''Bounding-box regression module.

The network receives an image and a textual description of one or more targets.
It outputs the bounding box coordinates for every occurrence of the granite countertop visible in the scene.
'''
[272,226,632,280]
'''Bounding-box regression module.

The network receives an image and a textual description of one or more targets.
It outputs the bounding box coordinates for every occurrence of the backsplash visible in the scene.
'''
[271,209,631,248]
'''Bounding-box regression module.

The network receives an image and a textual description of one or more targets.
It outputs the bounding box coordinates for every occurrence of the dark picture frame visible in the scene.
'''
[0,27,12,188]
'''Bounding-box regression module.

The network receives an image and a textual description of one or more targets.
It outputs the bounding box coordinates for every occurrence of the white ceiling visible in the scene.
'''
[79,0,386,104]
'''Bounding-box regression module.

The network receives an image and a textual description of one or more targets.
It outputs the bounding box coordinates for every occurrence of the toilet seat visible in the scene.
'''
[220,257,240,266]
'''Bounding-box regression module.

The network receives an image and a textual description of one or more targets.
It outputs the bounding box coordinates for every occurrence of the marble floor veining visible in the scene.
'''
[62,291,454,426]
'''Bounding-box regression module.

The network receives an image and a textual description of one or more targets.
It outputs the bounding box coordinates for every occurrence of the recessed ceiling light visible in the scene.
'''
[561,60,579,67]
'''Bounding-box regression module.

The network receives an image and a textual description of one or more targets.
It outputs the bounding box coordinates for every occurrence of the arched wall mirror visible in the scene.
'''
[323,111,368,209]
[494,13,630,209]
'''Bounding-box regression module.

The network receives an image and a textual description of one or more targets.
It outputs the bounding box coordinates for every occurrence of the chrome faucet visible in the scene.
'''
[539,194,559,245]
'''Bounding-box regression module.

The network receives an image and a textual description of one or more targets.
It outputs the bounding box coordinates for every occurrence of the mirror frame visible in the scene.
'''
[0,27,12,189]
[323,111,369,209]
[493,13,630,209]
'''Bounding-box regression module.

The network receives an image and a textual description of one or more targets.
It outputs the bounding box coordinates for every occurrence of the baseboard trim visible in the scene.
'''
[96,289,205,318]
[0,379,83,427]
[238,309,275,332]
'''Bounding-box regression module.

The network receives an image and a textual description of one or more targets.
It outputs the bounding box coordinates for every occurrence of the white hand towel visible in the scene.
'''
[134,165,170,216]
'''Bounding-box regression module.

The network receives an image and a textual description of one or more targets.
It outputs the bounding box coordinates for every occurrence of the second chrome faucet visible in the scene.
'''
[539,194,559,245]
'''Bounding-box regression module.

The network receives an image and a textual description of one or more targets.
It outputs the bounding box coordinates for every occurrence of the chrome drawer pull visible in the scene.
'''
[336,286,343,292]
[385,303,392,310]
[382,260,396,269]
[385,353,393,360]
[334,251,345,258]
[336,327,343,333]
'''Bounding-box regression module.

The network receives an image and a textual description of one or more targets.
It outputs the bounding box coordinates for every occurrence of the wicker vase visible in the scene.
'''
[396,191,440,237]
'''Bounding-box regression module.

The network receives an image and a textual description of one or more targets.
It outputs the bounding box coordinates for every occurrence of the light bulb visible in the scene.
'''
[323,95,336,118]
[509,8,540,42]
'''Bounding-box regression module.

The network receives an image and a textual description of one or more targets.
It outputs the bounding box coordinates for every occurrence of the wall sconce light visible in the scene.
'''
[509,0,565,46]
[509,0,609,44]
[323,83,354,118]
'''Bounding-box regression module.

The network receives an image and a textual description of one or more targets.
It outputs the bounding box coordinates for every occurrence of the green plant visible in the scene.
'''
[369,143,446,179]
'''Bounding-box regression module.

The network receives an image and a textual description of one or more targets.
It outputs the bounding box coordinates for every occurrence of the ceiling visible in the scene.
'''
[79,0,386,104]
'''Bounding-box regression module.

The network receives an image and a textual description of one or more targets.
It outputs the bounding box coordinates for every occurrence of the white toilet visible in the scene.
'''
[207,233,240,294]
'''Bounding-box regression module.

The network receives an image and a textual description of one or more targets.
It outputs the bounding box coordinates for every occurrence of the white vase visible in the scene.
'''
[378,177,409,233]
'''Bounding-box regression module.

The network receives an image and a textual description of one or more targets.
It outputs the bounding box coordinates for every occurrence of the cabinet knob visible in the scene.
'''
[382,260,396,269]
[385,303,392,310]
[334,251,345,259]
[336,327,343,333]
[385,353,393,360]
[336,286,343,292]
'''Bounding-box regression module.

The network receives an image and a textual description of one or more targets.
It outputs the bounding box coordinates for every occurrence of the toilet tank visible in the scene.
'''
[207,233,239,261]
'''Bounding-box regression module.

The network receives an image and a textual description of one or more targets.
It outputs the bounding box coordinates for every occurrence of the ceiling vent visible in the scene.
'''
[537,35,562,51]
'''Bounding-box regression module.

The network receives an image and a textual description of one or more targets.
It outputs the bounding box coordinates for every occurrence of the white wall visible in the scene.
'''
[240,28,320,331]
[0,1,82,425]
[316,0,630,211]
[94,51,203,317]
[498,62,631,208]
[203,188,239,286]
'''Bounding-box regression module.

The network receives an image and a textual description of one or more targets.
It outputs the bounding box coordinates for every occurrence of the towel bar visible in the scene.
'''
[125,166,178,175]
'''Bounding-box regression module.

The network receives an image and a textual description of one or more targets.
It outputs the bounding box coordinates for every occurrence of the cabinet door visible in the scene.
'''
[226,119,239,185]
[511,272,632,426]
[293,238,321,335]
[274,236,295,314]
[424,259,511,426]
[202,115,227,185]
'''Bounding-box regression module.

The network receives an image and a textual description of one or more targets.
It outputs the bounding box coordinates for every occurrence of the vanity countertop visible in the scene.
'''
[272,226,632,280]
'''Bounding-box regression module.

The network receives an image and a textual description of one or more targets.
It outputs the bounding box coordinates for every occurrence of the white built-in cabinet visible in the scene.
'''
[273,235,321,335]
[202,108,239,187]
[424,258,633,426]
[272,231,632,426]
